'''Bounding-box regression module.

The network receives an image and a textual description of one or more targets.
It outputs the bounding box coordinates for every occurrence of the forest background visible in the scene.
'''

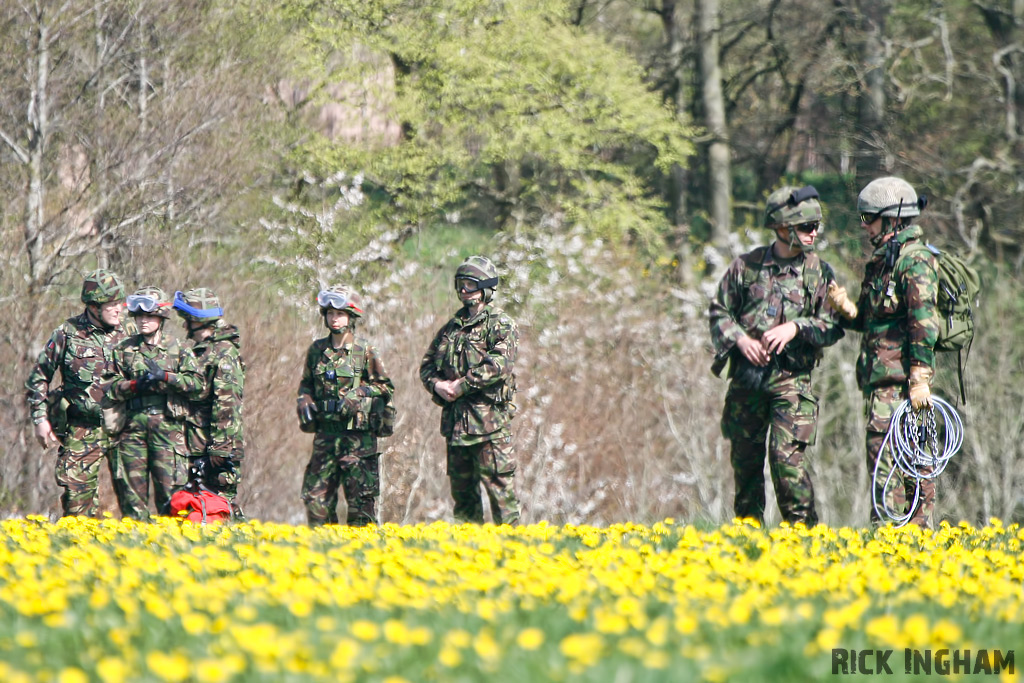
[0,0,1021,527]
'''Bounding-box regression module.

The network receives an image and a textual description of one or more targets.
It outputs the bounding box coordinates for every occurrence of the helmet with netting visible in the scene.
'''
[317,284,364,317]
[126,286,172,319]
[174,288,223,323]
[764,185,823,229]
[857,177,923,219]
[81,269,127,305]
[455,255,499,301]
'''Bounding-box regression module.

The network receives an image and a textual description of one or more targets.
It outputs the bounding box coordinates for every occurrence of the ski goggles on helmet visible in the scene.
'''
[126,294,169,314]
[454,275,498,293]
[172,291,223,319]
[317,290,363,314]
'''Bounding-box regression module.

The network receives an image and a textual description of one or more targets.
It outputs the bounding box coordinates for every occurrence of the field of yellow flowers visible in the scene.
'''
[1,517,1022,682]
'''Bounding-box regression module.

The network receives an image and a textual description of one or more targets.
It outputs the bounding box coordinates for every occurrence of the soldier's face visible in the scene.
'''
[135,314,162,336]
[325,309,350,333]
[94,301,122,328]
[456,281,484,306]
[861,214,884,242]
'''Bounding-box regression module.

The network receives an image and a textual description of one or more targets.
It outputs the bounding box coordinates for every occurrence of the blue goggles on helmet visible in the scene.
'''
[317,290,363,314]
[126,294,169,314]
[172,291,223,319]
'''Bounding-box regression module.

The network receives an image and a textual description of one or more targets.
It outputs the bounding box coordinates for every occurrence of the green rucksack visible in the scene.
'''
[899,242,981,402]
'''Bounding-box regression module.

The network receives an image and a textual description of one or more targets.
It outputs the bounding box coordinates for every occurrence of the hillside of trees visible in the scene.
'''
[1,0,1021,525]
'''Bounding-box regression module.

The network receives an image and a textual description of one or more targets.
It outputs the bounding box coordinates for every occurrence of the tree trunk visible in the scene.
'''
[696,0,731,250]
[855,0,889,185]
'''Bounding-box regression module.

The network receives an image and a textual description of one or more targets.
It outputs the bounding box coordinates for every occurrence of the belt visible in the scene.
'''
[127,395,166,414]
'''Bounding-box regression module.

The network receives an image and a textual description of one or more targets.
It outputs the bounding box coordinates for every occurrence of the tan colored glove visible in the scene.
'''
[909,365,934,411]
[827,282,858,320]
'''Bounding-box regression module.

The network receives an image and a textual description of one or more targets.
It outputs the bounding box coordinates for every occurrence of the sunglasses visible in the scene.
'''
[126,294,168,314]
[792,221,822,235]
[860,211,885,225]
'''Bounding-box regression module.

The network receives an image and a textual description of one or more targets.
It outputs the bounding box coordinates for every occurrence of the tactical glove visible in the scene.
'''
[909,365,934,411]
[144,358,169,384]
[297,395,317,425]
[826,282,859,320]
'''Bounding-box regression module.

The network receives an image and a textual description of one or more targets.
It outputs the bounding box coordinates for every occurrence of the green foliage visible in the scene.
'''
[274,0,694,250]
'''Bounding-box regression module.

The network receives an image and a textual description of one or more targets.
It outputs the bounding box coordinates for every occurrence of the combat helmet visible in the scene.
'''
[81,269,126,305]
[317,284,364,317]
[126,286,172,319]
[173,288,223,324]
[857,176,925,221]
[764,185,823,252]
[454,255,499,302]
[764,185,823,229]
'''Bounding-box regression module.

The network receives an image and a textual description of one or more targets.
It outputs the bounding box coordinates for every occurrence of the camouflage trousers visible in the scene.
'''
[447,435,520,525]
[721,372,819,526]
[866,385,936,530]
[55,423,116,518]
[302,431,379,526]
[114,412,188,520]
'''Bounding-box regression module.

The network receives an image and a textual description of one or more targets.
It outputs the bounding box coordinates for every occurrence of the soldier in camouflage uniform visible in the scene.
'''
[173,288,246,520]
[105,286,203,519]
[827,177,940,529]
[296,285,394,526]
[420,256,521,525]
[25,269,131,517]
[709,186,844,526]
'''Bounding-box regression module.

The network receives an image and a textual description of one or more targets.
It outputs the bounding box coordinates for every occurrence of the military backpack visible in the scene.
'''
[898,242,981,402]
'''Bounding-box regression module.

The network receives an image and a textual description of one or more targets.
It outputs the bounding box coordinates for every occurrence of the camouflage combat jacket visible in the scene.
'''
[419,303,519,446]
[187,324,245,458]
[298,335,394,434]
[841,225,939,392]
[25,312,132,427]
[709,246,844,377]
[106,334,203,415]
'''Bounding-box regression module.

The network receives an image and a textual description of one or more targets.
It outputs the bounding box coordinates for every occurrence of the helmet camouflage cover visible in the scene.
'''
[128,285,172,319]
[764,185,823,228]
[175,287,223,323]
[857,176,922,218]
[81,268,127,305]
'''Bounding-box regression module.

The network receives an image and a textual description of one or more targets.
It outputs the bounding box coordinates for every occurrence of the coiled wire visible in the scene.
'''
[872,396,964,527]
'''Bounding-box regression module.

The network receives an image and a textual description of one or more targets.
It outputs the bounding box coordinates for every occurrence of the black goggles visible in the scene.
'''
[126,294,168,314]
[454,276,498,293]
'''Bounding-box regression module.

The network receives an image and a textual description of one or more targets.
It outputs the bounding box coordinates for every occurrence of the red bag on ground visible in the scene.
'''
[169,489,232,523]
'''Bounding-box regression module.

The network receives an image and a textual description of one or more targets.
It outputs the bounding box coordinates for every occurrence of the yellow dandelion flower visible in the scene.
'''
[443,629,472,648]
[57,667,88,683]
[146,651,190,683]
[438,646,462,668]
[350,620,380,641]
[195,659,234,683]
[560,632,603,667]
[516,628,544,651]
[329,638,359,670]
[96,657,129,683]
[473,629,501,662]
[930,619,963,645]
